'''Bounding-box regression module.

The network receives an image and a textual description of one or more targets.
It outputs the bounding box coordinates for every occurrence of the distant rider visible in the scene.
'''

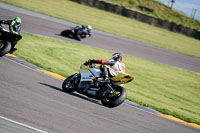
[85,53,125,84]
[74,25,92,37]
[0,17,22,53]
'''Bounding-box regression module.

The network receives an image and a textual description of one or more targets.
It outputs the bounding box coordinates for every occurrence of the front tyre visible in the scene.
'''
[101,85,126,108]
[0,41,11,57]
[75,34,81,41]
[62,74,79,93]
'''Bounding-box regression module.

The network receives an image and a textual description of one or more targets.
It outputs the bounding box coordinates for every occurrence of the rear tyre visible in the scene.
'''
[61,30,71,37]
[0,41,11,57]
[62,74,79,93]
[101,85,126,108]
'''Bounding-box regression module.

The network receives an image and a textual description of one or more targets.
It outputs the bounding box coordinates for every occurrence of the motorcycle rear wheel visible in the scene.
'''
[0,41,11,57]
[101,85,126,108]
[62,74,79,93]
[61,30,72,37]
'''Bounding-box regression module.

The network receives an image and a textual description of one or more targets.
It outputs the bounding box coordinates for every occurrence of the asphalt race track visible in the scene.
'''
[0,3,200,133]
[1,56,199,133]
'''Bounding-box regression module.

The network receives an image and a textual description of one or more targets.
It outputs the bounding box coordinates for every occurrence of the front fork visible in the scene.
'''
[71,73,80,80]
[70,73,80,86]
[103,84,115,98]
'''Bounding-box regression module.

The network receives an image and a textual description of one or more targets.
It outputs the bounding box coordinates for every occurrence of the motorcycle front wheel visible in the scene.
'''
[0,41,11,57]
[75,34,81,41]
[62,74,79,93]
[101,85,126,108]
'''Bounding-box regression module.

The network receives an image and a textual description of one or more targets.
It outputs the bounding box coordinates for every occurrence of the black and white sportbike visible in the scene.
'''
[60,25,91,41]
[62,62,134,108]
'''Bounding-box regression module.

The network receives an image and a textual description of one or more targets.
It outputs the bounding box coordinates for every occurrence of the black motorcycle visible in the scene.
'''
[61,26,91,41]
[0,24,22,57]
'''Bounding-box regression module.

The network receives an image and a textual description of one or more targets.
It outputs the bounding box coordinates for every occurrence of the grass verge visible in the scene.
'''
[1,0,200,58]
[15,33,200,125]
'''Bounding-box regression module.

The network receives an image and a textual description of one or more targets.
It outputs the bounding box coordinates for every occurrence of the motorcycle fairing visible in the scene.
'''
[80,72,93,81]
[110,73,134,85]
[78,64,100,90]
[0,29,22,42]
[78,73,96,90]
[79,64,94,82]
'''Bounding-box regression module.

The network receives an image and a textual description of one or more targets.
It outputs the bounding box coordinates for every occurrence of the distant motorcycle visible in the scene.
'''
[0,24,22,57]
[61,26,91,41]
[62,62,134,108]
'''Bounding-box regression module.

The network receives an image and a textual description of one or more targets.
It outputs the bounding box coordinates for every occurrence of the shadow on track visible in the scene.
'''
[38,82,101,106]
[55,33,75,41]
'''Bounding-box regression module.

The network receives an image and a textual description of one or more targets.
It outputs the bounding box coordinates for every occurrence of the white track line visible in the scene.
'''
[0,116,48,133]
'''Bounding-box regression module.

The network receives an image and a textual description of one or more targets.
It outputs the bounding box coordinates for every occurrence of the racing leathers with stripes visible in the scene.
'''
[86,59,126,83]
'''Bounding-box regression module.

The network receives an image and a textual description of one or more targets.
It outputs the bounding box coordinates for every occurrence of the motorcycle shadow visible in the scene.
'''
[38,82,101,106]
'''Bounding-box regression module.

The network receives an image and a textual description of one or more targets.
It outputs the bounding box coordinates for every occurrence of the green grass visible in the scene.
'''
[1,0,200,58]
[105,0,200,30]
[15,33,200,125]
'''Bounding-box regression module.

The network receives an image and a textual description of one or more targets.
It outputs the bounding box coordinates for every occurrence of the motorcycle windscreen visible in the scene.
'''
[89,68,101,77]
[110,73,134,85]
[80,64,90,73]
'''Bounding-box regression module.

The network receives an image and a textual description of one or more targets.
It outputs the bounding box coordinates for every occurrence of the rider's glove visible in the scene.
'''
[84,62,88,65]
[87,59,92,63]
[84,59,93,65]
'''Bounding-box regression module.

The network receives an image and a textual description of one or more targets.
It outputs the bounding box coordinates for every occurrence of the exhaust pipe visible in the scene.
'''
[86,90,97,96]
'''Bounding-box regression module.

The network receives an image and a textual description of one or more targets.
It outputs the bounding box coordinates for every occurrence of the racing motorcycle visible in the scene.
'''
[60,26,90,41]
[0,24,22,57]
[62,62,134,108]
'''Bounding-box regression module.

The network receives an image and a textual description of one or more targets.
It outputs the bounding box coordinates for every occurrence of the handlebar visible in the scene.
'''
[84,63,95,68]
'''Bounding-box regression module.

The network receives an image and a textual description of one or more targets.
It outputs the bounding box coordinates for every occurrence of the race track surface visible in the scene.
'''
[0,57,199,133]
[0,3,200,133]
[0,3,200,73]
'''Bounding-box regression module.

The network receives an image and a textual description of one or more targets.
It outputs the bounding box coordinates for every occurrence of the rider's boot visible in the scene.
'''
[9,41,17,54]
[97,78,110,84]
[98,65,110,84]
[9,47,17,54]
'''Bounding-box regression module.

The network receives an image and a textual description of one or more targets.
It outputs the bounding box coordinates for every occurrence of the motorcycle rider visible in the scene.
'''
[0,17,22,53]
[74,25,92,37]
[85,53,125,84]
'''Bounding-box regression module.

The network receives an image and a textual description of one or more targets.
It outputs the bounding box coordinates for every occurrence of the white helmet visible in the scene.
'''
[86,25,92,32]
